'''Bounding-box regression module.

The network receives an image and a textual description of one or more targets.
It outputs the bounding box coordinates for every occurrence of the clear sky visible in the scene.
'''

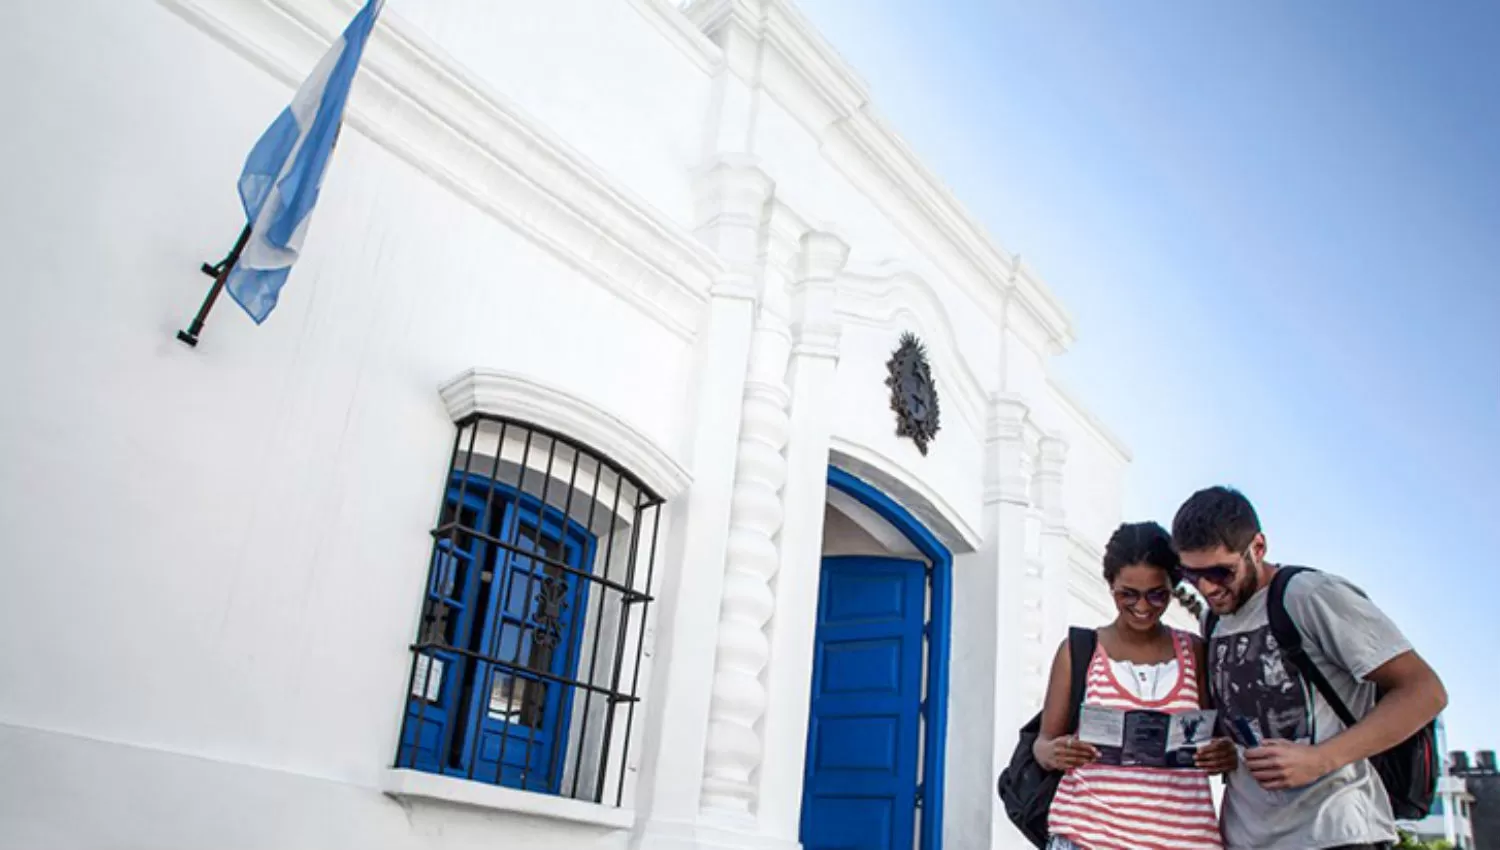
[795,0,1500,752]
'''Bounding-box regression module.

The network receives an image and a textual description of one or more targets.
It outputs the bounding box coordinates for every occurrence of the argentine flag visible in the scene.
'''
[226,0,384,324]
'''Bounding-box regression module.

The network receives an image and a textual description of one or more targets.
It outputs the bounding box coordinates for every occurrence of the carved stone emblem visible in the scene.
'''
[885,332,941,456]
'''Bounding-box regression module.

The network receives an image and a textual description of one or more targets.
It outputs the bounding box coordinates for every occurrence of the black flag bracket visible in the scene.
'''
[176,223,252,348]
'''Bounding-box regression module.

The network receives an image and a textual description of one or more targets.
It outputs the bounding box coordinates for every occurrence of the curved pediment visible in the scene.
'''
[439,368,692,500]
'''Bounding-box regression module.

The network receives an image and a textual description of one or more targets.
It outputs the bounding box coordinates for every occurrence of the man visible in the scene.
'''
[1172,486,1446,850]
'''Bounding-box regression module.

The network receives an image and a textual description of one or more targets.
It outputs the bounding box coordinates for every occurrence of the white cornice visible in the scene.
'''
[685,0,1077,355]
[159,0,722,341]
[626,0,723,73]
[439,368,692,500]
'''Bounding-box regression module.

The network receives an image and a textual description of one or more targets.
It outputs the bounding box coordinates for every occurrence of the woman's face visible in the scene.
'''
[1110,563,1173,632]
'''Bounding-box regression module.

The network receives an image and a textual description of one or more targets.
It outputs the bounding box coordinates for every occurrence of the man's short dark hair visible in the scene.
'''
[1103,521,1181,584]
[1171,486,1262,553]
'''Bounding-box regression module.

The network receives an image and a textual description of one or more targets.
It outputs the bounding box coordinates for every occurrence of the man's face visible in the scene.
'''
[1179,535,1266,615]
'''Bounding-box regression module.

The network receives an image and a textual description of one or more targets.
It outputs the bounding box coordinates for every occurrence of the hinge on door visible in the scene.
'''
[914,783,924,808]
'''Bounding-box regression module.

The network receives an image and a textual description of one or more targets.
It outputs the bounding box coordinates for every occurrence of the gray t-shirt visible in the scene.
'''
[1205,569,1412,850]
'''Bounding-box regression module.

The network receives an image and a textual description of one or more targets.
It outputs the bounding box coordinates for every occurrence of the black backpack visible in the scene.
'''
[1204,566,1437,820]
[997,627,1096,849]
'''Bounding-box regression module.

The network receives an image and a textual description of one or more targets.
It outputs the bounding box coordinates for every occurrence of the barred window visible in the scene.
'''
[395,414,664,805]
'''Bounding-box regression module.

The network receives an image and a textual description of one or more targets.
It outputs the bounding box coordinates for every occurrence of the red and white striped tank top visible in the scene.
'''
[1047,629,1223,850]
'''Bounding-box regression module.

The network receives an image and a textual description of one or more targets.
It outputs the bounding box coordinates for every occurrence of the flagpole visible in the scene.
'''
[176,223,253,348]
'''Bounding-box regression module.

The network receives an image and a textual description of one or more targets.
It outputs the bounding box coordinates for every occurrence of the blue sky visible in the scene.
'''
[796,0,1500,751]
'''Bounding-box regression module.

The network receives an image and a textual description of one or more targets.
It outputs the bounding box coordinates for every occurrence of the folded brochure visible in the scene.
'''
[1076,706,1217,769]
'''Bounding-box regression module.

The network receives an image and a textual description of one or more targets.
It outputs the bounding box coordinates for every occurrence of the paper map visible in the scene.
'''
[1076,706,1217,769]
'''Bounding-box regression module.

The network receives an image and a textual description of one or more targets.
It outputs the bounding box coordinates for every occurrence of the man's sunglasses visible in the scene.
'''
[1179,542,1256,588]
[1179,564,1237,587]
[1114,587,1172,607]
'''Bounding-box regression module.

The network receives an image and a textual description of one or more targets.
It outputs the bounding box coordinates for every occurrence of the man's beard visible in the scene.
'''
[1233,552,1262,610]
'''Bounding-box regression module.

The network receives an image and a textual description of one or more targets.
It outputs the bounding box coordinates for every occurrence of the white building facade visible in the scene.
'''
[0,2,1193,849]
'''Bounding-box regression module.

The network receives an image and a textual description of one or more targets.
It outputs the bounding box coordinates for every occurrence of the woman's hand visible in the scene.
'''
[1035,734,1099,771]
[1194,737,1239,775]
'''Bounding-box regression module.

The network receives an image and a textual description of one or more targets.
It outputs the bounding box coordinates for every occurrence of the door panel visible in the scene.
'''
[397,477,592,792]
[801,557,926,850]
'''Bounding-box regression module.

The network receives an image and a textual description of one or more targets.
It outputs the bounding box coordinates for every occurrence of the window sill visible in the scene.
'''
[381,769,635,830]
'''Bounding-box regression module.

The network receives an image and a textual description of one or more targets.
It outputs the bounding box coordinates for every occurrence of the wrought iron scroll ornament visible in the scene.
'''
[885,332,941,456]
[531,576,570,651]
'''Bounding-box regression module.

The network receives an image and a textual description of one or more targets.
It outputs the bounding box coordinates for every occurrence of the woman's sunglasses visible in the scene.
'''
[1113,587,1172,607]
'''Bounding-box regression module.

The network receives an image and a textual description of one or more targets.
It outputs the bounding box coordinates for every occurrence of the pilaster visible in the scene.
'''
[690,0,771,157]
[944,394,1035,849]
[756,226,850,842]
[699,196,797,819]
[1035,436,1071,654]
[633,156,774,843]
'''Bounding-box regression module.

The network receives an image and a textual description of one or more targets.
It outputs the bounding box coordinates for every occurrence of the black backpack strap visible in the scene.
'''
[1203,611,1219,640]
[1267,566,1359,729]
[1065,627,1097,733]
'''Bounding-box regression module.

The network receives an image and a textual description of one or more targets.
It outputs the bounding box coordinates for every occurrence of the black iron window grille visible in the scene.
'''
[395,414,664,805]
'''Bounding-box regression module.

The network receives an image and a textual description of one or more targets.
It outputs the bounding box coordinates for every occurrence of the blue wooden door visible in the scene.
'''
[801,556,927,850]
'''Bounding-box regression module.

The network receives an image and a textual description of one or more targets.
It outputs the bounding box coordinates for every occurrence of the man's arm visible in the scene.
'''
[1316,649,1447,771]
[1245,572,1447,789]
[1248,649,1446,789]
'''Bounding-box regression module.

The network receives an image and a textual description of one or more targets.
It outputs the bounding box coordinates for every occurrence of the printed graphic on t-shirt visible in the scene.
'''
[1209,625,1310,745]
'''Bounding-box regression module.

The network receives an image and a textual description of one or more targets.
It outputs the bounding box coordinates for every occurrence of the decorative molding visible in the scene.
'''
[695,155,777,304]
[701,272,794,813]
[983,394,1032,506]
[828,437,982,553]
[438,368,692,499]
[1065,529,1105,567]
[382,769,634,830]
[789,228,849,359]
[1034,436,1069,532]
[158,0,721,341]
[625,0,724,74]
[684,0,1076,355]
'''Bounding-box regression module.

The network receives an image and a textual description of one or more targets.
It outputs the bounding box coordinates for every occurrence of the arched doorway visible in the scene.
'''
[799,466,953,850]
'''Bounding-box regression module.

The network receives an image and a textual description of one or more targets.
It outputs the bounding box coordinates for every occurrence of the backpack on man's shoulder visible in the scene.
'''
[1204,565,1438,820]
[996,627,1096,849]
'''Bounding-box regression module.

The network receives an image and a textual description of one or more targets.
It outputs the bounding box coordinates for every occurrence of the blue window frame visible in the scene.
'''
[394,416,666,806]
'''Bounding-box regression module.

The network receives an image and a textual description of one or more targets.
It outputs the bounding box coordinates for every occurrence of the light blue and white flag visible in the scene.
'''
[226,0,384,324]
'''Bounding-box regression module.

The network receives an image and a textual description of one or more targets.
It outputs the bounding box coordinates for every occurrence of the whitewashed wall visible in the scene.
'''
[0,2,706,848]
[0,1,1143,849]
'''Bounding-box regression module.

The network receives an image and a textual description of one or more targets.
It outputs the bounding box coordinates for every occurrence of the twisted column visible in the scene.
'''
[700,219,796,815]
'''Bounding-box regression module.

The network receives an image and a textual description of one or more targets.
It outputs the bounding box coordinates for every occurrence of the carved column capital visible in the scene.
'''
[797,229,850,283]
[694,156,774,295]
[984,394,1032,505]
[789,228,849,360]
[1034,435,1069,531]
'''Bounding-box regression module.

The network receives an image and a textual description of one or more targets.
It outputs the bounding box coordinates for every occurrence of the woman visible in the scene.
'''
[1034,521,1235,850]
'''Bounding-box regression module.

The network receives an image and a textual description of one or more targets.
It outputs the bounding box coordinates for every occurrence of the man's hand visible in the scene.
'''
[1034,734,1100,772]
[1244,739,1335,789]
[1193,737,1239,775]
